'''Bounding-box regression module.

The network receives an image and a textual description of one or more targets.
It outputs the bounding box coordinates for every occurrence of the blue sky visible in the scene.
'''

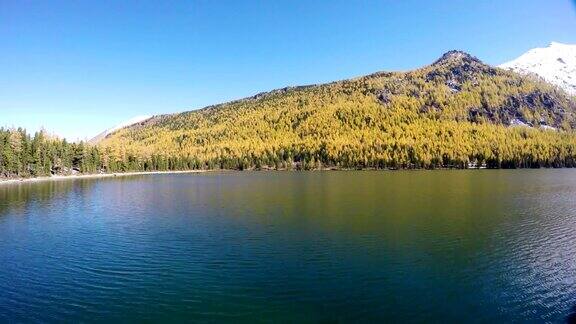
[1,0,576,140]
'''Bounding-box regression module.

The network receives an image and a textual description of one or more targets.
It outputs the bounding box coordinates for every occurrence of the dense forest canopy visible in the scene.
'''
[2,51,576,179]
[0,128,102,178]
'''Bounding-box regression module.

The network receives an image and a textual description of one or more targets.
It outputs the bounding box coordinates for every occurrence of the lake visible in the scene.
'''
[1,171,576,322]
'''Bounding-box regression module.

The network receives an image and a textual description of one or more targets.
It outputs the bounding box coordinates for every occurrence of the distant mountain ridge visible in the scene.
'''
[499,42,576,95]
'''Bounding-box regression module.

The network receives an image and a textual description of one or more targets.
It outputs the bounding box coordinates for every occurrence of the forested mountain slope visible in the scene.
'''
[99,51,576,169]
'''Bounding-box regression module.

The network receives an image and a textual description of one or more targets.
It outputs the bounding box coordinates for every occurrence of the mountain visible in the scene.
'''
[98,51,576,170]
[89,115,152,144]
[499,42,576,96]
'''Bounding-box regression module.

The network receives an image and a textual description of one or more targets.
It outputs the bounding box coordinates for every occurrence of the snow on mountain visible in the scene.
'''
[89,115,152,143]
[499,42,576,96]
[107,115,152,134]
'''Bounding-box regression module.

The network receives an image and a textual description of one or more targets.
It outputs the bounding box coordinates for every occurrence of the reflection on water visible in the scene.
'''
[1,171,576,322]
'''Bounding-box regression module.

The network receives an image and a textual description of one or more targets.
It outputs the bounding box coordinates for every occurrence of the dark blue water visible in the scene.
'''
[1,171,576,322]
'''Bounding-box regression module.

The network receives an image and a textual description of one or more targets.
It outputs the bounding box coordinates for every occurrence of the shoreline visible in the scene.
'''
[0,170,208,186]
[1,167,567,186]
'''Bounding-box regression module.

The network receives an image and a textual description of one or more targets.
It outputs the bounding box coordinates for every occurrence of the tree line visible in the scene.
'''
[0,128,201,179]
[3,121,576,180]
[1,128,98,178]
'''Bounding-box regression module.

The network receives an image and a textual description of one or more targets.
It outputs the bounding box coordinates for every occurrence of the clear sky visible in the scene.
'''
[2,0,576,140]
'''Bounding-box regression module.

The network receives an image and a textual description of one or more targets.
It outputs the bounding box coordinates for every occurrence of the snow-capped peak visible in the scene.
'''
[107,115,152,134]
[89,115,152,143]
[499,42,576,95]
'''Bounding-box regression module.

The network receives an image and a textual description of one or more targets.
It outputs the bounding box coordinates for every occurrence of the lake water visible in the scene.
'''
[1,171,576,322]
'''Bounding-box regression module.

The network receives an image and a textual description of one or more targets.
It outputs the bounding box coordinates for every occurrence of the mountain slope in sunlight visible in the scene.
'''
[98,51,576,169]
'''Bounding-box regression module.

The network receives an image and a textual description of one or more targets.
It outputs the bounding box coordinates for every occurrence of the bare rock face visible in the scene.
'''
[467,90,573,129]
[427,50,497,89]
